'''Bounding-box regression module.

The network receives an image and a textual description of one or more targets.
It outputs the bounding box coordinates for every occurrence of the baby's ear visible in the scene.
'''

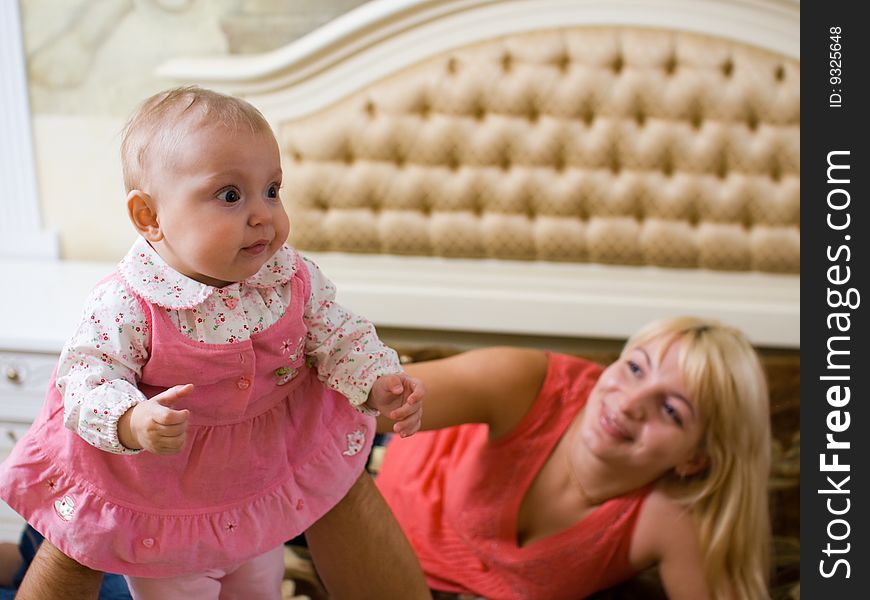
[127,190,162,241]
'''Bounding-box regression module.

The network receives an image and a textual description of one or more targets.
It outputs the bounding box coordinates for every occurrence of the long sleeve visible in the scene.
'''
[301,257,402,408]
[56,280,151,454]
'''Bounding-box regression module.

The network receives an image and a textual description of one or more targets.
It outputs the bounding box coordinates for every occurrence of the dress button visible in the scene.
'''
[237,377,251,390]
[142,538,155,548]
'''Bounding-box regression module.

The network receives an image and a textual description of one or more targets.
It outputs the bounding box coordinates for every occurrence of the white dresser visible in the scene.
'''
[0,258,113,541]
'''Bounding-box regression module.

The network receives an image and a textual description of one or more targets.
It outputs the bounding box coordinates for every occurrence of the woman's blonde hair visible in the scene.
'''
[624,316,771,600]
[120,85,272,193]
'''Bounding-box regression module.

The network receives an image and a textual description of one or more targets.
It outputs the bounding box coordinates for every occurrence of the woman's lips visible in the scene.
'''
[599,409,632,441]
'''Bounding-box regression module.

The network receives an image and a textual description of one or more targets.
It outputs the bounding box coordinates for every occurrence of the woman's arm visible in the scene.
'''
[630,490,712,600]
[377,347,549,438]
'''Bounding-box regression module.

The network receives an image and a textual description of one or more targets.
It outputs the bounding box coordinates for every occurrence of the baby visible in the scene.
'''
[0,86,423,599]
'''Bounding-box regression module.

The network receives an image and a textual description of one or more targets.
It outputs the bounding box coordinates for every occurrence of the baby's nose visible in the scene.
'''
[248,198,273,224]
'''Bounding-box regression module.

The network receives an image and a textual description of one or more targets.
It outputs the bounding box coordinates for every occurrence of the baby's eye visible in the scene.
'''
[218,188,241,203]
[267,184,281,199]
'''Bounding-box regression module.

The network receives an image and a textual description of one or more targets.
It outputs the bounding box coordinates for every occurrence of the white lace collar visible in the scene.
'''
[118,237,298,309]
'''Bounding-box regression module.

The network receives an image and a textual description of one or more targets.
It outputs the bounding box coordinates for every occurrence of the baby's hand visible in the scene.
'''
[118,384,193,454]
[366,373,424,438]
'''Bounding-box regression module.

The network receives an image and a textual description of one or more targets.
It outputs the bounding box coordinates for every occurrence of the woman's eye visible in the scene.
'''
[663,403,683,426]
[627,360,641,376]
[218,189,241,203]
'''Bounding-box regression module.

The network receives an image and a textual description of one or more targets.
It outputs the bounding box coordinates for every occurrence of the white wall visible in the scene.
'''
[19,0,368,261]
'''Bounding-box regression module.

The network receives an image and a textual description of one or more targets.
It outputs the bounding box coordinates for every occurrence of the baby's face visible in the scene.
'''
[147,121,290,287]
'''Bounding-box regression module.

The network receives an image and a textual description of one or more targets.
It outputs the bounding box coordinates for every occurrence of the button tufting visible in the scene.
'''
[237,377,251,390]
[142,538,155,548]
[279,28,799,275]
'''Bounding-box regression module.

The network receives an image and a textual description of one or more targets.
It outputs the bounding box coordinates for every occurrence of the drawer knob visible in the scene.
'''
[5,367,20,383]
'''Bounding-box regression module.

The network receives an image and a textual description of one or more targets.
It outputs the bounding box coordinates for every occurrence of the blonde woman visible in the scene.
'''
[377,316,771,599]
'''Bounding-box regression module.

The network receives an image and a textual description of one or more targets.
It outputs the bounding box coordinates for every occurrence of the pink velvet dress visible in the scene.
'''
[0,255,375,577]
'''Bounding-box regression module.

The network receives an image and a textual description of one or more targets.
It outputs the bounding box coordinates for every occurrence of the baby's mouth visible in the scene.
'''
[243,240,270,255]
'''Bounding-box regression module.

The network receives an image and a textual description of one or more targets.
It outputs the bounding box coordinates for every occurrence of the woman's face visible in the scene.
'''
[578,336,708,482]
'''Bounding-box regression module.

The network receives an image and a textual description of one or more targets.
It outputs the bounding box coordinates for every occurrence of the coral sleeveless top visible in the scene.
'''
[0,256,374,577]
[376,353,650,600]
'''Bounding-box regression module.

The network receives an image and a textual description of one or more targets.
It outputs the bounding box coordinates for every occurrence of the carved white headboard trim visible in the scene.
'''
[158,0,800,122]
[157,0,800,349]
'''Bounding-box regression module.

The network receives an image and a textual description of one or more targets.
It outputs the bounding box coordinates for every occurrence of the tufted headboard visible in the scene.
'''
[158,0,800,349]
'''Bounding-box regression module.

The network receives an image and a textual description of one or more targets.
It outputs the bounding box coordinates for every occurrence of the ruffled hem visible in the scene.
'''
[0,418,374,577]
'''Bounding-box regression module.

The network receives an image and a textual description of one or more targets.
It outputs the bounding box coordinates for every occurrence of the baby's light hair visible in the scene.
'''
[623,316,771,600]
[120,86,273,192]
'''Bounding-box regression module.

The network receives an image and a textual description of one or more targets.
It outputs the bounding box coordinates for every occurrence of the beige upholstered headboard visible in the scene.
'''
[158,0,800,349]
[280,28,799,273]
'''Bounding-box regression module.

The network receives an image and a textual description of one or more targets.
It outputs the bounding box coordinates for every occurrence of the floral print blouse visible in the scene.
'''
[57,237,400,454]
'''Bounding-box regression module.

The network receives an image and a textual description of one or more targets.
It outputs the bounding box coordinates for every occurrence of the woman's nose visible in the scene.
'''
[617,388,648,419]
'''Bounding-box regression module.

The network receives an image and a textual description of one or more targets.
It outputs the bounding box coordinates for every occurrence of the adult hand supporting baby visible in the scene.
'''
[366,373,424,438]
[118,384,192,454]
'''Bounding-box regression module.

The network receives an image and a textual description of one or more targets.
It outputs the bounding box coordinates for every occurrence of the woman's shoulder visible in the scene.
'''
[639,485,694,521]
[470,349,602,437]
[547,352,605,379]
[629,485,701,569]
[487,349,598,439]
[484,349,599,384]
